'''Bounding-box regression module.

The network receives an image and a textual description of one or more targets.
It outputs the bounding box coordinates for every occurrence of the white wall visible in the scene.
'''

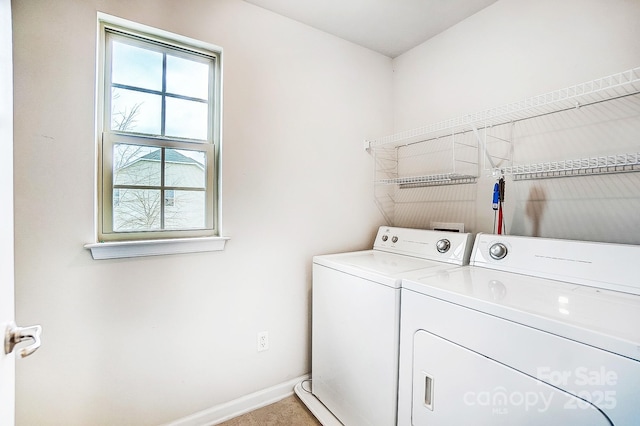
[12,1,390,424]
[391,0,640,243]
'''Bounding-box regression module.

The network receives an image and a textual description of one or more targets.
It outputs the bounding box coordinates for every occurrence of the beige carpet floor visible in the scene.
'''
[217,394,322,425]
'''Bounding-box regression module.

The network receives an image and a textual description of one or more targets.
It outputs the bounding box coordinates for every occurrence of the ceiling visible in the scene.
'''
[243,0,498,58]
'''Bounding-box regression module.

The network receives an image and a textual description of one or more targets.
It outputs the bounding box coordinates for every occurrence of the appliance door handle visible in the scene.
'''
[423,372,434,411]
[4,321,42,358]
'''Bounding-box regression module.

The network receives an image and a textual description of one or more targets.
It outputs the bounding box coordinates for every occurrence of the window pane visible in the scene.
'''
[113,144,161,186]
[166,55,209,99]
[111,88,162,134]
[113,189,161,231]
[111,40,162,91]
[165,149,206,188]
[165,97,208,140]
[164,189,175,206]
[164,190,205,230]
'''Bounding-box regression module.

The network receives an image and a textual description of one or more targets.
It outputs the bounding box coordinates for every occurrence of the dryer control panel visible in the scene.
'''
[471,233,640,295]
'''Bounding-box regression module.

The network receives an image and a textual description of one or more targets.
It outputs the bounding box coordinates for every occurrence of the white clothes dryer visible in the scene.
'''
[295,226,474,426]
[398,233,640,425]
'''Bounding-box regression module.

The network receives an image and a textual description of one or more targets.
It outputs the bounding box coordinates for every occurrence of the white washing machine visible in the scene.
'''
[295,226,474,426]
[398,233,640,425]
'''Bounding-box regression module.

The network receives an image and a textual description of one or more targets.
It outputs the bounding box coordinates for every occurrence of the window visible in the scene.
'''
[96,17,222,245]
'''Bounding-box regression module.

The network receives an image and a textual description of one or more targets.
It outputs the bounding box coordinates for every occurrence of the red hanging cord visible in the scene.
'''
[497,177,505,234]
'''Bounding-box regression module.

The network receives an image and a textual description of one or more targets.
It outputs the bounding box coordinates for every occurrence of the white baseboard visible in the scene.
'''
[164,374,310,426]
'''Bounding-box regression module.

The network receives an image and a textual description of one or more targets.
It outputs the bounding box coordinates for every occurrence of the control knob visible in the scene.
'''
[489,243,508,260]
[391,236,399,243]
[436,239,451,253]
[381,235,388,242]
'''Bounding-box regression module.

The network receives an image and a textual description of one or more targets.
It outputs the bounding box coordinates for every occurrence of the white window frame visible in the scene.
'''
[87,14,228,259]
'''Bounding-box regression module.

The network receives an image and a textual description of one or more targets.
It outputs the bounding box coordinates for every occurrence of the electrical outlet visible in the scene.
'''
[257,331,269,352]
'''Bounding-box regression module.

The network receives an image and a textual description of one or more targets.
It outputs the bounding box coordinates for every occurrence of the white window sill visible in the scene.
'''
[84,236,230,260]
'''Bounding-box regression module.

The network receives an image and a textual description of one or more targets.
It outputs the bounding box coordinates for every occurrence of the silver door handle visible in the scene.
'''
[4,321,42,358]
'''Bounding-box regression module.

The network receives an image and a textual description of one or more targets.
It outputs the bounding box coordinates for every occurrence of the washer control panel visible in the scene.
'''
[373,227,473,265]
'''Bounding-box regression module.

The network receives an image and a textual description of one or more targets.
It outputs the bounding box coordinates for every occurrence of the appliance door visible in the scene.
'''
[312,263,400,426]
[1,3,15,420]
[412,330,612,425]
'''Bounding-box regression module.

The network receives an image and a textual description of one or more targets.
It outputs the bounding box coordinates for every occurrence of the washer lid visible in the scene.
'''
[402,266,640,361]
[314,250,461,288]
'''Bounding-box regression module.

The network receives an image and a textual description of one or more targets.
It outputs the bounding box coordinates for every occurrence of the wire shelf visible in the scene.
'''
[366,67,640,150]
[508,153,640,180]
[369,66,640,223]
[375,173,477,188]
